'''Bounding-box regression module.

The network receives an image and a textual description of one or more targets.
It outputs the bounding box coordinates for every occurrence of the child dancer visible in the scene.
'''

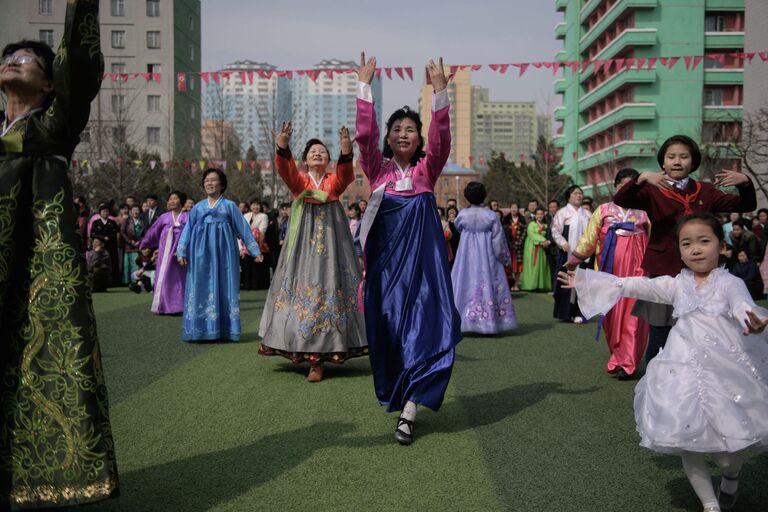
[356,52,461,445]
[560,213,768,512]
[451,182,517,334]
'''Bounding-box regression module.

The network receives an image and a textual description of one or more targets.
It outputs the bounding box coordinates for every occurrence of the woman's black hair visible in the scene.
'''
[2,40,56,108]
[657,135,702,173]
[614,167,639,187]
[563,185,582,204]
[382,106,425,165]
[348,203,361,217]
[446,206,459,216]
[249,197,262,206]
[168,190,187,205]
[201,168,228,193]
[675,213,725,242]
[301,138,329,161]
[757,208,768,218]
[437,206,446,218]
[463,181,487,205]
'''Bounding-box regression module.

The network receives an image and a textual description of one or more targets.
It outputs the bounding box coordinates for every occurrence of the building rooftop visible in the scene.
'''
[222,60,277,71]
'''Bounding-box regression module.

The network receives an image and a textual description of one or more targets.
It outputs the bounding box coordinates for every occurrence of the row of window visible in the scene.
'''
[110,94,196,118]
[81,126,160,145]
[111,30,161,50]
[39,0,161,18]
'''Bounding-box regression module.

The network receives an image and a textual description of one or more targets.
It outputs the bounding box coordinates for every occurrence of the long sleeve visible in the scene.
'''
[253,213,269,235]
[726,273,768,327]
[573,208,602,259]
[140,215,165,250]
[333,152,355,196]
[574,268,676,319]
[710,178,757,213]
[526,221,547,244]
[229,202,260,257]
[355,82,384,182]
[491,217,512,266]
[275,147,309,196]
[424,89,452,184]
[47,0,104,138]
[613,174,650,210]
[551,209,568,249]
[176,208,196,258]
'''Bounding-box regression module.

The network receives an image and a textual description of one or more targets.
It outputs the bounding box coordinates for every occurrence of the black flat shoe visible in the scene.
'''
[616,367,633,381]
[394,417,414,445]
[717,473,740,510]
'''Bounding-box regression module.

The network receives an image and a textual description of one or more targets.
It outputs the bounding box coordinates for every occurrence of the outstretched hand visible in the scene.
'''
[427,57,448,92]
[715,169,749,188]
[339,126,352,155]
[357,52,376,84]
[272,121,292,150]
[254,255,264,263]
[557,270,575,289]
[743,310,768,335]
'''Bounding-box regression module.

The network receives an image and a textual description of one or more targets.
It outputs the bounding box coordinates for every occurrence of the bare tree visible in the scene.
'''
[734,107,768,203]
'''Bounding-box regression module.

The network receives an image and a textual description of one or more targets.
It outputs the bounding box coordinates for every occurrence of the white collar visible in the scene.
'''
[667,176,690,190]
[1,108,44,137]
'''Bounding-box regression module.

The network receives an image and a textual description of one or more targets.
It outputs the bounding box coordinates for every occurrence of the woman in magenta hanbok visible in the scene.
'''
[451,182,517,334]
[140,191,188,315]
[567,169,650,379]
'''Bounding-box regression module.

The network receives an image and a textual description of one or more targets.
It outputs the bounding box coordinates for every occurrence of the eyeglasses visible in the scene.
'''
[1,54,45,70]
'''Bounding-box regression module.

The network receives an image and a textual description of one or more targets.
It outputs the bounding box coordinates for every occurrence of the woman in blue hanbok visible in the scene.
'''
[356,53,461,445]
[451,182,517,334]
[177,169,262,342]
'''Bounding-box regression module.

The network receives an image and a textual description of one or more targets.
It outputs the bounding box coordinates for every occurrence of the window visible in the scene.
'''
[190,44,195,60]
[80,127,91,143]
[146,0,160,17]
[111,94,125,114]
[147,127,160,144]
[112,126,126,143]
[146,31,161,49]
[111,62,126,73]
[189,15,194,30]
[111,0,125,17]
[147,95,160,112]
[147,63,161,74]
[39,30,54,47]
[111,31,126,49]
[704,56,723,69]
[704,88,724,106]
[39,0,53,15]
[705,15,726,32]
[355,176,363,187]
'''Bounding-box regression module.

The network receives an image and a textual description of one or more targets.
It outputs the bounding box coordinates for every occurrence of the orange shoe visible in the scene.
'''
[307,364,324,382]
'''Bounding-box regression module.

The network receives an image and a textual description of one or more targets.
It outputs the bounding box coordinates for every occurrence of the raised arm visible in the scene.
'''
[572,268,676,319]
[333,125,355,195]
[46,0,104,136]
[355,52,384,183]
[424,58,451,183]
[273,121,310,196]
[613,173,652,210]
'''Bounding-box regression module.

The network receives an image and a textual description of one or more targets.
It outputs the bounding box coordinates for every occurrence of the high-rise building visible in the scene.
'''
[744,0,768,202]
[554,0,745,195]
[0,0,201,161]
[419,67,473,168]
[472,86,542,165]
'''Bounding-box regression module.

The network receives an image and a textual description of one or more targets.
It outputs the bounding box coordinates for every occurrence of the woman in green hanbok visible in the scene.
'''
[520,207,552,292]
[0,1,119,509]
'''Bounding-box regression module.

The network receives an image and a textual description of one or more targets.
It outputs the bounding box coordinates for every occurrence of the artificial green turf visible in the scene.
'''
[70,289,768,512]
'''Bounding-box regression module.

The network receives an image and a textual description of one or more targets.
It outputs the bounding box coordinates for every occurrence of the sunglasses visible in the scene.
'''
[2,54,45,71]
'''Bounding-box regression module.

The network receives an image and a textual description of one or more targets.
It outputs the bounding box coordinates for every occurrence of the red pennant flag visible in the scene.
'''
[614,58,625,69]
[692,55,703,70]
[385,67,392,79]
[519,153,525,161]
[581,60,591,73]
[141,72,151,82]
[683,56,693,69]
[324,69,334,79]
[636,58,646,70]
[489,64,500,71]
[395,67,404,80]
[479,157,485,165]
[623,58,635,69]
[296,70,305,76]
[374,69,382,78]
[211,72,221,84]
[666,57,679,69]
[109,72,119,82]
[405,67,413,80]
[647,58,657,70]
[120,73,129,82]
[165,160,171,169]
[306,69,321,82]
[471,64,482,71]
[759,51,768,61]
[567,61,579,74]
[257,70,269,79]
[176,72,187,92]
[247,71,254,84]
[499,64,510,74]
[514,63,529,76]
[449,65,459,75]
[71,159,77,168]
[200,72,209,84]
[745,52,756,62]
[614,149,619,156]
[550,62,560,76]
[249,160,256,171]
[220,71,232,81]
[639,148,644,153]
[239,71,247,84]
[602,60,613,74]
[191,162,197,172]
[286,71,293,79]
[152,72,161,82]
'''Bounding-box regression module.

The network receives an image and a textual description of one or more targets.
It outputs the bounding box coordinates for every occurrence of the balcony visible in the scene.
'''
[580,0,602,24]
[554,78,568,94]
[580,29,658,82]
[554,106,567,121]
[577,102,656,142]
[555,50,568,62]
[554,134,566,148]
[579,68,656,111]
[579,0,658,53]
[705,0,744,10]
[704,32,744,49]
[555,22,567,40]
[556,0,569,12]
[577,140,656,170]
[703,68,744,85]
[703,105,743,122]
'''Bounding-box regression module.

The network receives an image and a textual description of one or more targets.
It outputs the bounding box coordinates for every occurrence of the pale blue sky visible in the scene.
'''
[201,0,564,116]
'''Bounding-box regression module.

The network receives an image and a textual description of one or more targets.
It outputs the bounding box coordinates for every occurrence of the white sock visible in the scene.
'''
[398,401,417,435]
[712,451,743,494]
[681,452,720,511]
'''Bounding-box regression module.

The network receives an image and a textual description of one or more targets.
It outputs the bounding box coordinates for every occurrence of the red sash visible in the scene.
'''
[658,181,702,214]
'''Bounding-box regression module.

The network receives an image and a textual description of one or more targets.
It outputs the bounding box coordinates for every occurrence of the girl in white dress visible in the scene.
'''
[560,213,768,512]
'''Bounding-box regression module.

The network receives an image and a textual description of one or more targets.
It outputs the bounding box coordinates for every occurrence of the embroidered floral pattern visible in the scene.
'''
[464,280,514,325]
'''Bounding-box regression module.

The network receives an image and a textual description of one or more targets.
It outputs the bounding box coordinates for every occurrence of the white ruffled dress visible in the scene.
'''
[575,267,768,454]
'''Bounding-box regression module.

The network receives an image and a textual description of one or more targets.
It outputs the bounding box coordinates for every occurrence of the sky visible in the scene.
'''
[201,0,564,117]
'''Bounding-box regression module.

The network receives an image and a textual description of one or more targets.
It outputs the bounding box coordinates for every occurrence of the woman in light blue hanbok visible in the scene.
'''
[177,169,262,342]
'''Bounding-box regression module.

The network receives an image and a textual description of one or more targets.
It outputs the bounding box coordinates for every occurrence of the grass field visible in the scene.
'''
[70,289,768,512]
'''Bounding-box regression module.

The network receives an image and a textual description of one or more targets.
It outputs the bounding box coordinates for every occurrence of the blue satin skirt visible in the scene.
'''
[364,193,462,412]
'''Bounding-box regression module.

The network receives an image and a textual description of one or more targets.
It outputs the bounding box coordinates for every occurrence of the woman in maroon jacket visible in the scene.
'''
[613,134,756,364]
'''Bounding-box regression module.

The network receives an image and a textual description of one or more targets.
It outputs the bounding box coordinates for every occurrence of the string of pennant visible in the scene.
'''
[70,158,272,172]
[99,51,768,87]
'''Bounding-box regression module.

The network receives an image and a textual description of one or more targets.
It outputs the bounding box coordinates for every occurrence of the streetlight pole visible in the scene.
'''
[455,175,460,206]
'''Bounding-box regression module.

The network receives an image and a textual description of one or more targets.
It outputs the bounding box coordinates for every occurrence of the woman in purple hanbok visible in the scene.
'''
[140,191,188,314]
[451,183,517,334]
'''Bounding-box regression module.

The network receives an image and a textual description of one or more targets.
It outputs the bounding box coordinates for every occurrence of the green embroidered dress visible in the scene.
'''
[0,1,119,509]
